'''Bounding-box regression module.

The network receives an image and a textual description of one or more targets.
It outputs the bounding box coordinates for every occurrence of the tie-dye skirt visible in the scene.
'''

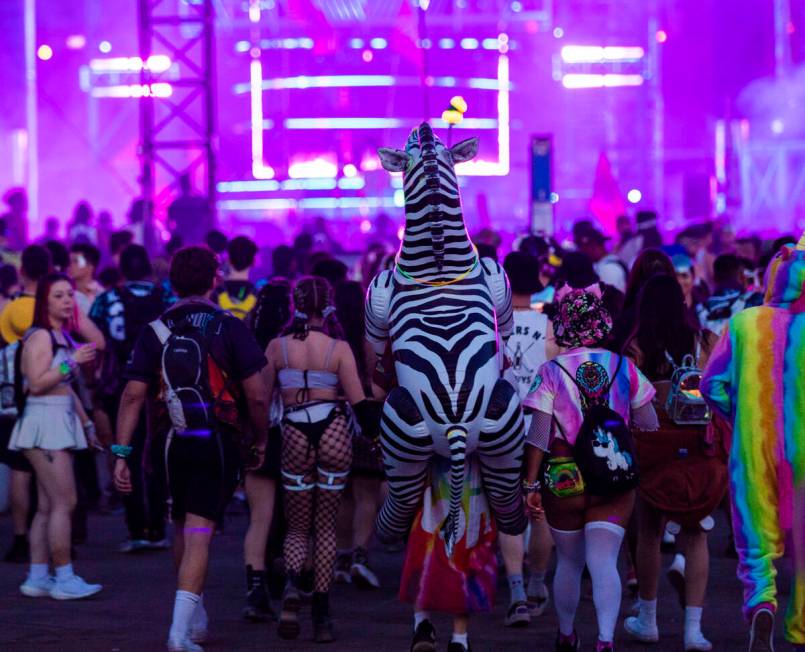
[399,455,498,615]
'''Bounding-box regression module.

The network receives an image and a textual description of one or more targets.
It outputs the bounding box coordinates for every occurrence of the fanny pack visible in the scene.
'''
[542,456,586,498]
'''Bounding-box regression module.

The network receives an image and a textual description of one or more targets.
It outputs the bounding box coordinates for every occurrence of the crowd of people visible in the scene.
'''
[0,185,803,652]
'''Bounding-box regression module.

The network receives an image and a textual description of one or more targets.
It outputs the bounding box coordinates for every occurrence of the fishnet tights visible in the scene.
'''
[282,414,352,593]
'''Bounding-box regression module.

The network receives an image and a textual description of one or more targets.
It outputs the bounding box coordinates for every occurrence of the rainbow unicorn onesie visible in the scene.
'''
[701,233,805,645]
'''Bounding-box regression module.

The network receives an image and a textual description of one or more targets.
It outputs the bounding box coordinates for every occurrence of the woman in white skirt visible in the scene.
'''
[9,272,103,600]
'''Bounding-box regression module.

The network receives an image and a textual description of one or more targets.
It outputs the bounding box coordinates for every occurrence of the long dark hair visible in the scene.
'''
[283,276,343,340]
[32,272,74,330]
[622,248,675,311]
[251,279,292,350]
[629,274,698,381]
[335,281,368,386]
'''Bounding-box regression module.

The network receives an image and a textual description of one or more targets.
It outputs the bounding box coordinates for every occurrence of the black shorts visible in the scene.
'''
[166,429,241,523]
[0,417,32,473]
[251,425,282,480]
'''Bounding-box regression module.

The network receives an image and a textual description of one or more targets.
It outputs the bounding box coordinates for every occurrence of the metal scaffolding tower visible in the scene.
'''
[137,0,217,236]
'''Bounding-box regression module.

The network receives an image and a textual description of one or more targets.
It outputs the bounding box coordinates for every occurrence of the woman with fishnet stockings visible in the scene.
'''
[262,276,373,643]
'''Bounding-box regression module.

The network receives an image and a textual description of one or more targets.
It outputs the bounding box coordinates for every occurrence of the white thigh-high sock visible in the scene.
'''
[190,593,207,632]
[549,527,586,636]
[585,521,626,643]
[169,590,200,642]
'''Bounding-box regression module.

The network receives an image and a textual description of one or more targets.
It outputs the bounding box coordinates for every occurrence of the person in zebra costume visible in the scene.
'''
[367,123,527,651]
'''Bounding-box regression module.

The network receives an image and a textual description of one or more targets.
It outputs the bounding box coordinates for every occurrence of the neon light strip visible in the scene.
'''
[233,74,504,95]
[89,55,171,73]
[282,118,498,130]
[91,83,172,98]
[218,197,398,211]
[561,45,644,63]
[456,53,509,176]
[247,59,510,179]
[561,73,644,89]
[250,59,275,179]
[715,120,726,184]
[217,178,367,193]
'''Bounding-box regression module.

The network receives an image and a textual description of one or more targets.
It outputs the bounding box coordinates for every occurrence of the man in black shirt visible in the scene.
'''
[211,235,258,320]
[113,246,269,652]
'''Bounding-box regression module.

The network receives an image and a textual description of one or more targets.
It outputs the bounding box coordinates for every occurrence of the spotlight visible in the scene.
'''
[99,40,112,53]
[37,45,53,61]
[627,189,642,204]
[553,27,564,39]
[656,30,668,44]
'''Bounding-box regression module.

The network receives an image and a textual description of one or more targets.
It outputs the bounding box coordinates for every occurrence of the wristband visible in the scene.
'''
[111,444,133,459]
[522,479,542,494]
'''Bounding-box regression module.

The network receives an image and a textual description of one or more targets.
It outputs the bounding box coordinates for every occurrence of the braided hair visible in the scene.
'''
[283,275,343,340]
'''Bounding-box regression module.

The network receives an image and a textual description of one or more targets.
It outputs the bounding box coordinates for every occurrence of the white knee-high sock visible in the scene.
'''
[585,521,625,643]
[169,590,200,642]
[550,527,586,636]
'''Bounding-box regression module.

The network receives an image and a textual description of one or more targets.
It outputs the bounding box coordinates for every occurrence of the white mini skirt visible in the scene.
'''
[8,395,87,451]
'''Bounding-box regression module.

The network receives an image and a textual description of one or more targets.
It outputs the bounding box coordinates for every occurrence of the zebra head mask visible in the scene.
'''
[378,122,479,274]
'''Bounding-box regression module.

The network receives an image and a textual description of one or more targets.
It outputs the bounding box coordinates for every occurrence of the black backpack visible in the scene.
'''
[149,312,231,436]
[554,356,639,496]
[100,284,166,395]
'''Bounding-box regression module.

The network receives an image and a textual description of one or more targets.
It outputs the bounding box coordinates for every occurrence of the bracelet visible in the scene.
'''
[111,444,133,459]
[522,479,542,494]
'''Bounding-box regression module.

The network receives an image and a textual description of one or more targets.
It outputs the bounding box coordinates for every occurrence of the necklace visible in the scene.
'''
[396,252,479,287]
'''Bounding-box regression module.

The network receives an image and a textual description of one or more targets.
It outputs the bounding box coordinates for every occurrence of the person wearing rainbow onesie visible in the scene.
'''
[701,232,805,652]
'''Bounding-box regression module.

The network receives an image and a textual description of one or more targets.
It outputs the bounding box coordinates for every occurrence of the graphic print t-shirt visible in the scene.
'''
[505,309,550,401]
[523,347,655,448]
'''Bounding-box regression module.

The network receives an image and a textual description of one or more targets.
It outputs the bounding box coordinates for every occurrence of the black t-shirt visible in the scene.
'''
[124,301,267,387]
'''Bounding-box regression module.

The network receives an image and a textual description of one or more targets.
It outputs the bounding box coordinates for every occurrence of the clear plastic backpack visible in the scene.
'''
[664,352,711,426]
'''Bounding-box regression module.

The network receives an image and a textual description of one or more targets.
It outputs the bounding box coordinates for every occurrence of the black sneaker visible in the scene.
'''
[410,619,437,652]
[555,630,581,652]
[447,642,471,652]
[3,535,28,563]
[748,608,774,652]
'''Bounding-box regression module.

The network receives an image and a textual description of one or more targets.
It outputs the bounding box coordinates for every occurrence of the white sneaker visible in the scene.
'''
[148,538,171,550]
[624,616,659,643]
[50,574,103,600]
[119,538,150,553]
[167,636,203,652]
[188,601,208,643]
[20,575,56,597]
[685,631,713,651]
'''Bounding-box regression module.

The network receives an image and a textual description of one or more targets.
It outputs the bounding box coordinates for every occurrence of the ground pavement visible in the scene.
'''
[0,507,796,652]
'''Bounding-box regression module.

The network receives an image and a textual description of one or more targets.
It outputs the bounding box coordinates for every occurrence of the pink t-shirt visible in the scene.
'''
[523,347,655,447]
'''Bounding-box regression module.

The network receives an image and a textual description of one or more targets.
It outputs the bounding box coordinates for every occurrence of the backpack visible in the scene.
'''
[554,356,639,496]
[216,287,257,321]
[149,312,242,437]
[664,352,711,426]
[99,284,166,395]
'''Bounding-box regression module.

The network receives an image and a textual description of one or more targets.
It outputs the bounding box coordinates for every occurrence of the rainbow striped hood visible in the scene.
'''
[763,232,805,310]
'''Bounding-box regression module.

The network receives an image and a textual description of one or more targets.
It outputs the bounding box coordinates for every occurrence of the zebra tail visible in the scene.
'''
[442,426,468,558]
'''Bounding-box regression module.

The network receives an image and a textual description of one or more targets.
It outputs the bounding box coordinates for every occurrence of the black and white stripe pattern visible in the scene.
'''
[369,124,526,555]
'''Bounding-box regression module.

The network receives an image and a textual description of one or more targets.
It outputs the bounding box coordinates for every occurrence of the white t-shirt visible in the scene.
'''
[504,309,550,415]
[595,254,628,292]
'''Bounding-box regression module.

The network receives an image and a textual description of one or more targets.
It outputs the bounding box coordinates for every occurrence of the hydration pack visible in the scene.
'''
[664,353,711,426]
[554,356,639,496]
[150,313,240,436]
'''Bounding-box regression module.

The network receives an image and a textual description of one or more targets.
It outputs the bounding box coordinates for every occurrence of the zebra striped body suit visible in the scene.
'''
[367,123,526,555]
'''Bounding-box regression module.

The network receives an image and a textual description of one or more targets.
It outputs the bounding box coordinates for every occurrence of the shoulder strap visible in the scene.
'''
[280,336,290,367]
[323,338,338,370]
[606,354,624,393]
[149,319,172,345]
[553,354,623,399]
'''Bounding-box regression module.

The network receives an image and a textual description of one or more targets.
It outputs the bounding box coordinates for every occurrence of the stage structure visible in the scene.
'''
[137,0,217,235]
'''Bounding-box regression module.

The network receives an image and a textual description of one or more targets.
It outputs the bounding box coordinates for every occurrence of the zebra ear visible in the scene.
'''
[449,137,479,163]
[377,148,410,172]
